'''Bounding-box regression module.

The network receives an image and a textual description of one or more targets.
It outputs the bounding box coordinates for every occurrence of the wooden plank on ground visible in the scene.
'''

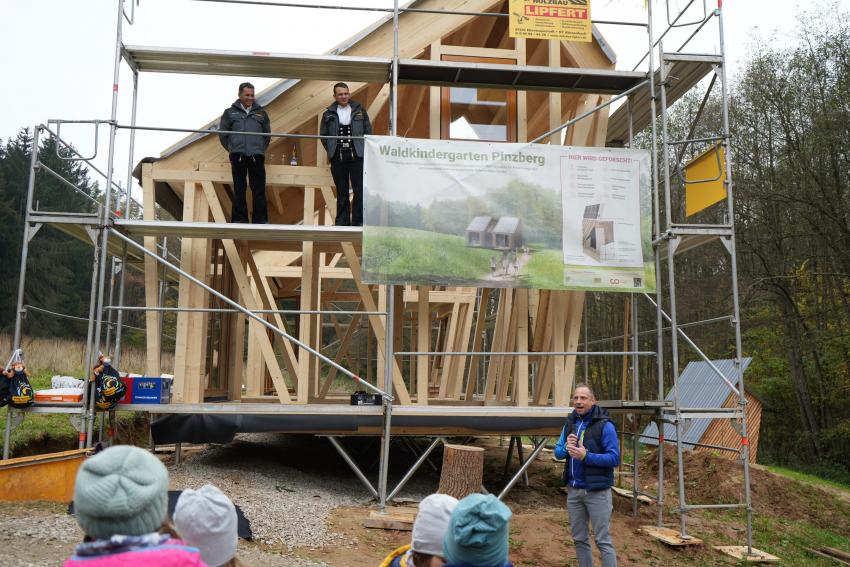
[639,526,703,547]
[611,486,653,505]
[714,546,780,563]
[363,507,418,531]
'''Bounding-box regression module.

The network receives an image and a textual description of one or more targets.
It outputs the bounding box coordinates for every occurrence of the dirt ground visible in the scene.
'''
[3,435,850,566]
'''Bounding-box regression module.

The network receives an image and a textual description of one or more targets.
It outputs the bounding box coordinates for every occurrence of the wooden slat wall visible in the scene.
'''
[697,391,761,464]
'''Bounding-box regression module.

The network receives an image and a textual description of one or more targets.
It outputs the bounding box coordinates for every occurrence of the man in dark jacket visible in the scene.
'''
[219,82,270,224]
[319,82,372,226]
[554,383,620,567]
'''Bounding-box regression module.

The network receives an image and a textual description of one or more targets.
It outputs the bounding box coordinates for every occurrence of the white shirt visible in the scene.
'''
[336,104,352,126]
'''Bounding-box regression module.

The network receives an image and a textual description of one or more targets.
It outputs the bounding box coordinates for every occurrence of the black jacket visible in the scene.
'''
[320,100,372,159]
[218,100,271,156]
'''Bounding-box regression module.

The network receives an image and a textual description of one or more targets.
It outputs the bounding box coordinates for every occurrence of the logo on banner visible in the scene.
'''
[509,0,592,42]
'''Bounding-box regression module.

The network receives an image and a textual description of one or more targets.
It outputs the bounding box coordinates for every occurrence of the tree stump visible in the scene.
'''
[437,444,485,499]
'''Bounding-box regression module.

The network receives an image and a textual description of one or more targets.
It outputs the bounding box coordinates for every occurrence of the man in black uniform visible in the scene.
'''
[219,82,271,224]
[320,83,372,226]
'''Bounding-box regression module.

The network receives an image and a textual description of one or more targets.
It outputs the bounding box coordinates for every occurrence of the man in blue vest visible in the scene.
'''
[555,383,620,567]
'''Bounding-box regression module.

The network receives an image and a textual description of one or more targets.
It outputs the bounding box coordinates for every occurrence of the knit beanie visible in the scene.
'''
[174,484,238,567]
[443,494,512,567]
[73,445,169,539]
[411,493,458,557]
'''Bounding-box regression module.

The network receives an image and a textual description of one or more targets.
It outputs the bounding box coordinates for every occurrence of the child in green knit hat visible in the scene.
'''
[64,445,206,566]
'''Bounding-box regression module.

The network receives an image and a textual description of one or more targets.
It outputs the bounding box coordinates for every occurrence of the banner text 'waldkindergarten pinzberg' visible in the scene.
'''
[361,136,655,293]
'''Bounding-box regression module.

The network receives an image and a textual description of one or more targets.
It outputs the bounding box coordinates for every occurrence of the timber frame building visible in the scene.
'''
[7,0,772,559]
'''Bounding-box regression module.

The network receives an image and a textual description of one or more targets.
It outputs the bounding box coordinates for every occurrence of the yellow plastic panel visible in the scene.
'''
[685,144,726,217]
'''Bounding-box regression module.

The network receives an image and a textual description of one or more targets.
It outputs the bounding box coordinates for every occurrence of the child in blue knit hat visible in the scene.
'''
[442,494,514,567]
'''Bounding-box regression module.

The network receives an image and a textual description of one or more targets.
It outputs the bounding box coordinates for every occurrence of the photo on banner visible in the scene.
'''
[361,136,655,292]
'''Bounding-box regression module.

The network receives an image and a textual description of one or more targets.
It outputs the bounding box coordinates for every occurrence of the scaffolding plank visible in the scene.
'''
[398,59,645,94]
[607,56,717,145]
[114,220,362,243]
[123,45,390,83]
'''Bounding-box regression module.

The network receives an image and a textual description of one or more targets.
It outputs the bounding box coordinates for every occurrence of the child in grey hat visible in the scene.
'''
[174,484,241,567]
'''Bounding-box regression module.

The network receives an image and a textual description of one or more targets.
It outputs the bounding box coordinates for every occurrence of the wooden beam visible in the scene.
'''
[339,241,412,405]
[318,310,363,398]
[464,288,490,401]
[514,289,529,406]
[416,286,430,405]
[496,291,520,402]
[141,163,161,377]
[558,291,585,405]
[244,274,265,396]
[200,181,292,403]
[429,41,441,139]
[247,255,301,388]
[298,187,320,403]
[438,300,462,399]
[152,163,335,188]
[483,289,510,400]
[516,38,527,143]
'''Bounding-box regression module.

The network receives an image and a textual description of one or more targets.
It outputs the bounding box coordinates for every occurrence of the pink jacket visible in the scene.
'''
[63,536,207,567]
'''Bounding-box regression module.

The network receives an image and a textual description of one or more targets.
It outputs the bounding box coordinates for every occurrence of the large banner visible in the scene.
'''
[362,136,655,293]
[508,0,592,43]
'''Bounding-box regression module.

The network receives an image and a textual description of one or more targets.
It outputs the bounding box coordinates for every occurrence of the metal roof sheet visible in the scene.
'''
[466,215,493,232]
[492,216,520,233]
[641,357,752,449]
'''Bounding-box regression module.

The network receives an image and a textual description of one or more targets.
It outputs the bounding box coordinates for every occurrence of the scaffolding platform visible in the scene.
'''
[128,400,671,443]
[122,45,646,94]
[114,219,362,243]
[607,54,721,146]
[658,224,733,256]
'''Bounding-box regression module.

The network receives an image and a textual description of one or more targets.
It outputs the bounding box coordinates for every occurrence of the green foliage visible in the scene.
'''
[363,226,493,282]
[368,178,563,248]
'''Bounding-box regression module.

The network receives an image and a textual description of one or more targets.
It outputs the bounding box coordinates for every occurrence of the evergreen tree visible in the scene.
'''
[0,128,101,337]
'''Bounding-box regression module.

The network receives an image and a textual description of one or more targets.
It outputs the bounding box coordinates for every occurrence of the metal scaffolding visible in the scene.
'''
[5,0,760,556]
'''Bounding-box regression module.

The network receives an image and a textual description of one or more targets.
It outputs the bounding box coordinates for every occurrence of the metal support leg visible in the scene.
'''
[631,296,640,517]
[497,438,547,500]
[378,285,396,511]
[12,125,41,350]
[516,437,529,488]
[387,436,444,502]
[402,437,438,472]
[87,0,126,449]
[3,409,13,460]
[502,436,515,477]
[326,436,378,499]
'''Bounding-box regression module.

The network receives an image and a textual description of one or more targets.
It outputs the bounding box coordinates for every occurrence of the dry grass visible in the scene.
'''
[0,333,173,376]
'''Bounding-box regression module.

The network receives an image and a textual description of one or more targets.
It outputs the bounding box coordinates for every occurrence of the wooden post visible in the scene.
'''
[417,286,430,405]
[438,444,485,500]
[141,164,161,377]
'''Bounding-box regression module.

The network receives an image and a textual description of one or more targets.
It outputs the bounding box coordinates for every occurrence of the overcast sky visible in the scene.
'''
[1,0,846,203]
